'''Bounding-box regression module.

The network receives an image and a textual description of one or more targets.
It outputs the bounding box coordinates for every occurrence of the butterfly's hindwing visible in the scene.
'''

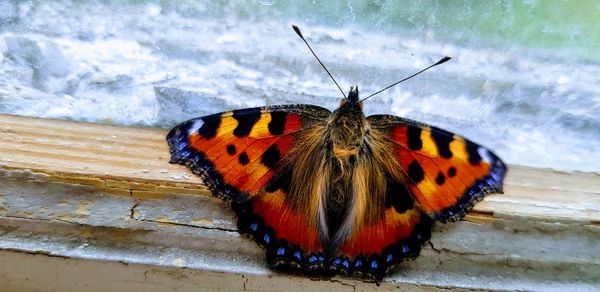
[367,115,507,222]
[235,189,324,269]
[334,206,432,280]
[322,124,434,280]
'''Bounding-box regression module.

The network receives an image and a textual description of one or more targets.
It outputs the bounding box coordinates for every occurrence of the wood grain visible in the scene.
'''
[1,113,599,291]
[1,113,598,224]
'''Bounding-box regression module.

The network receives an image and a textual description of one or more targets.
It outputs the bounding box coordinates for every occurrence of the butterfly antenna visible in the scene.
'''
[361,56,451,102]
[292,25,347,99]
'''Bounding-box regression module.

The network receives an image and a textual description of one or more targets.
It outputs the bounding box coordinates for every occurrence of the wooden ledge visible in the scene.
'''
[1,114,599,291]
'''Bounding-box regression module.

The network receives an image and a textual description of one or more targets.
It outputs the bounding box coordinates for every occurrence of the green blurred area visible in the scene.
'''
[381,0,600,61]
[216,0,600,61]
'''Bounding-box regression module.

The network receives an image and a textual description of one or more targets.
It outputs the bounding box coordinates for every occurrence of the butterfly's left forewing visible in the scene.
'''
[167,105,331,268]
[367,115,507,222]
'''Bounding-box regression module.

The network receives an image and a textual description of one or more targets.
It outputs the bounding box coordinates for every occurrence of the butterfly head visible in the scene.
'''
[329,86,366,156]
[347,86,359,103]
[339,86,363,111]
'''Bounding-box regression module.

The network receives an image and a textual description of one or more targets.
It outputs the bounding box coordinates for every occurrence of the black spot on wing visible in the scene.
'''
[466,140,482,164]
[435,171,445,185]
[384,176,413,214]
[227,144,236,155]
[268,112,287,135]
[233,108,261,137]
[261,144,281,168]
[239,152,250,165]
[406,126,422,150]
[199,117,220,139]
[448,166,457,177]
[408,160,425,183]
[430,127,453,158]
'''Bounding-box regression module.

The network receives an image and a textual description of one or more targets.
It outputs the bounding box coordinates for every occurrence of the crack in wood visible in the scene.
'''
[132,217,239,233]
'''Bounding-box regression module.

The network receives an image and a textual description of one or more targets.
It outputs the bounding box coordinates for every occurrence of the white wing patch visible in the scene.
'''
[477,147,493,163]
[188,119,205,136]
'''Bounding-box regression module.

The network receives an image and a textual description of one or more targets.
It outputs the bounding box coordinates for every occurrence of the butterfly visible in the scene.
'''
[166,26,506,283]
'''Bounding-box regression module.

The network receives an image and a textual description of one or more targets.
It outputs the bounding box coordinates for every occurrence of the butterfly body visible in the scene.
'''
[167,85,506,282]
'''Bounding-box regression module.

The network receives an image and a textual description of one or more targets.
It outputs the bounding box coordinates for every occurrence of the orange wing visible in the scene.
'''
[167,105,329,200]
[333,206,432,280]
[167,105,330,268]
[368,115,507,222]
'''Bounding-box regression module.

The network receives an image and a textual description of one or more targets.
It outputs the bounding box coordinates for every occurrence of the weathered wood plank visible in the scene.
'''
[0,250,460,292]
[1,113,599,291]
[1,114,598,224]
[1,171,598,291]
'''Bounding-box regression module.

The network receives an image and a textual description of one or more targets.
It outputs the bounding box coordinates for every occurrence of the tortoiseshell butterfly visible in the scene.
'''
[166,26,506,283]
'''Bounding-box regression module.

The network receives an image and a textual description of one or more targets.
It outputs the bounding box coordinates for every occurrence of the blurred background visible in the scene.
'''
[0,0,599,171]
